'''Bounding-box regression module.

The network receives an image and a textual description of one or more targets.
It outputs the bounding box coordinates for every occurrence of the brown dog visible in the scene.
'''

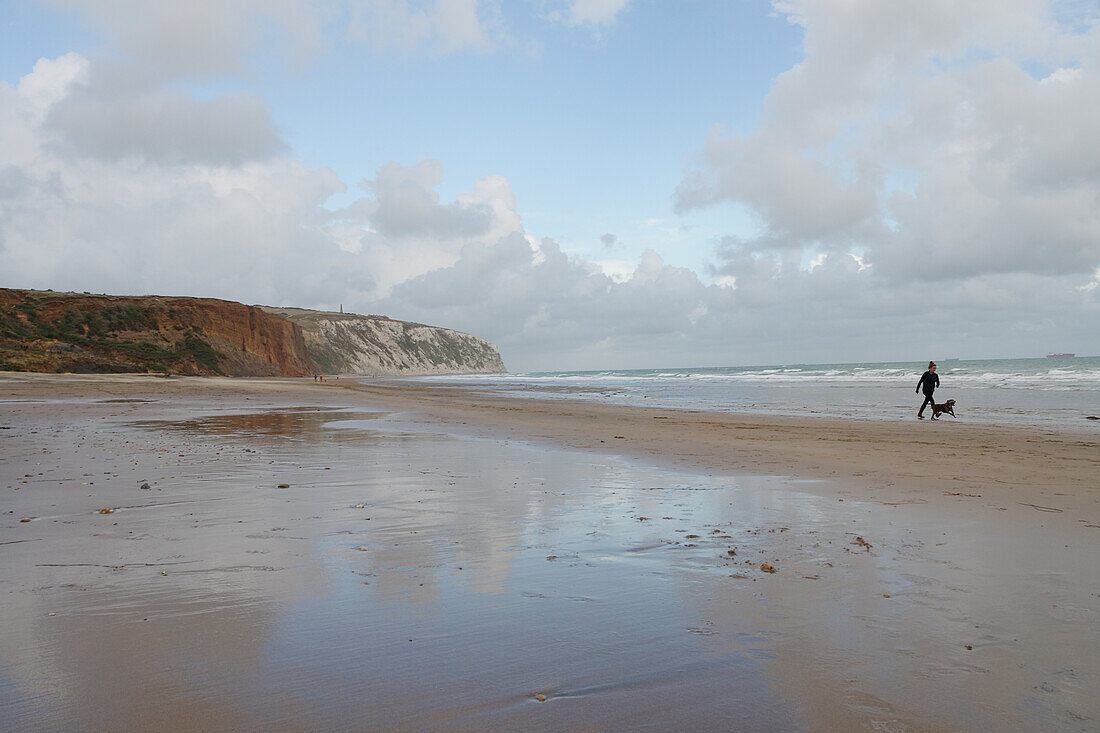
[931,399,956,420]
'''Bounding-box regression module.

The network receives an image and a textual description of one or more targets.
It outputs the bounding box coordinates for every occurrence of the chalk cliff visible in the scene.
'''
[0,289,506,377]
[260,307,506,376]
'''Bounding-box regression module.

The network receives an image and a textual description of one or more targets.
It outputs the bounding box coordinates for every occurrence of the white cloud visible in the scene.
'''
[1041,66,1083,85]
[679,0,1100,287]
[676,127,880,248]
[3,40,1094,372]
[541,0,633,30]
[11,53,89,113]
[375,223,1099,369]
[8,55,287,168]
[4,0,1100,371]
[593,258,634,282]
[48,86,285,165]
[50,0,508,77]
[347,0,506,55]
[49,0,327,78]
[568,0,633,26]
[359,159,493,238]
[377,237,723,368]
[0,55,523,308]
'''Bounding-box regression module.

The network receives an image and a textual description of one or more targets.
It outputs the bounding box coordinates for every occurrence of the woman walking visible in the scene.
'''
[916,361,939,419]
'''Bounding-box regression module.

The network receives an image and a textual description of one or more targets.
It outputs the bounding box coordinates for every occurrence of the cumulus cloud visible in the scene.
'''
[0,55,520,308]
[4,0,1100,370]
[377,237,719,367]
[336,162,526,296]
[51,0,508,77]
[376,225,1098,369]
[678,0,1100,286]
[47,76,285,165]
[676,129,881,251]
[358,159,492,239]
[49,0,327,78]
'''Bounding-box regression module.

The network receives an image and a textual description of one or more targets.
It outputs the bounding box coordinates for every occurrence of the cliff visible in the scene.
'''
[259,307,506,376]
[0,289,317,376]
[0,289,506,377]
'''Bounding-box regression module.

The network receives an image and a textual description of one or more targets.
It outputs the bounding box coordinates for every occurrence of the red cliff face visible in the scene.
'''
[0,289,319,376]
[163,296,318,376]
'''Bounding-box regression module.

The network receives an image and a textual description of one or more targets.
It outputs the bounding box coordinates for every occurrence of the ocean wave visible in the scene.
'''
[438,365,1100,390]
[405,358,1100,430]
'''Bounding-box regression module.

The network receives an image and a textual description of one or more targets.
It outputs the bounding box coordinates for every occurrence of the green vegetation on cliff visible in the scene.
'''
[1,289,505,377]
[1,296,225,374]
[0,289,322,376]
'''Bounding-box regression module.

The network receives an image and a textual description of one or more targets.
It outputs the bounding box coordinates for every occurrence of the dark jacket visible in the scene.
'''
[916,370,939,395]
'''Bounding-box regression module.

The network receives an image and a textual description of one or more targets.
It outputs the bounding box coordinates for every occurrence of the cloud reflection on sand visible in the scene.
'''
[1,393,1096,731]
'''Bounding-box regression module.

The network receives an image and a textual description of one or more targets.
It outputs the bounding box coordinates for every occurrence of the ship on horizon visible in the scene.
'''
[1046,353,1075,358]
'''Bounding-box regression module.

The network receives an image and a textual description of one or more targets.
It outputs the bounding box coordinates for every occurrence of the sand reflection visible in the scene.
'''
[2,395,1096,731]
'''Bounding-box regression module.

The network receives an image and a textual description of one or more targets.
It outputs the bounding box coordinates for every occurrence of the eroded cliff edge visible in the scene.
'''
[0,289,506,377]
[0,289,317,376]
[260,307,506,376]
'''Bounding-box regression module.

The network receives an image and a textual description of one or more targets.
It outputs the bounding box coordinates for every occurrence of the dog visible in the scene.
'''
[930,399,956,420]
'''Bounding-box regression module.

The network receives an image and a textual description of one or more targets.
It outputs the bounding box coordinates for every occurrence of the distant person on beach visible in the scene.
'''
[916,361,939,419]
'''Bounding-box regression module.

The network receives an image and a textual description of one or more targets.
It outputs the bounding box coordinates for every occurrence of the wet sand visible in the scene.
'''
[1,374,1098,731]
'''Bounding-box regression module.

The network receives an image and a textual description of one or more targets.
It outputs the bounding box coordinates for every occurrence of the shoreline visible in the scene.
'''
[3,372,1097,532]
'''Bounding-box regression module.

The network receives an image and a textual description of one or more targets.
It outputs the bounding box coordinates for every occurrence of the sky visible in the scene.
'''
[1,0,1098,372]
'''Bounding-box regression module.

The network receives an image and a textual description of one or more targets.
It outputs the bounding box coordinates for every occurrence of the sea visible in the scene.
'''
[406,356,1100,430]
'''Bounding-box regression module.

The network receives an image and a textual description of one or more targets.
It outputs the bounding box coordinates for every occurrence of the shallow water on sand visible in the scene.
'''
[1,399,1097,731]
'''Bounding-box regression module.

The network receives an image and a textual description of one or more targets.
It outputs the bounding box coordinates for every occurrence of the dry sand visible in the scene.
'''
[1,373,1097,731]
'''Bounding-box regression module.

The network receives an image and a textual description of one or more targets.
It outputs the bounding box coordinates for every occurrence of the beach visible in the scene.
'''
[2,373,1098,731]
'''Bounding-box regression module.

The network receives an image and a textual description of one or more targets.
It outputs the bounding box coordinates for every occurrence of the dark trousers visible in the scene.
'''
[918,394,935,416]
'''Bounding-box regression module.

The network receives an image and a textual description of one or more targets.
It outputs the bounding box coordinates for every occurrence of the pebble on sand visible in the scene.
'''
[534,694,548,702]
[760,563,777,573]
[20,517,32,522]
[277,483,290,488]
[98,508,115,514]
